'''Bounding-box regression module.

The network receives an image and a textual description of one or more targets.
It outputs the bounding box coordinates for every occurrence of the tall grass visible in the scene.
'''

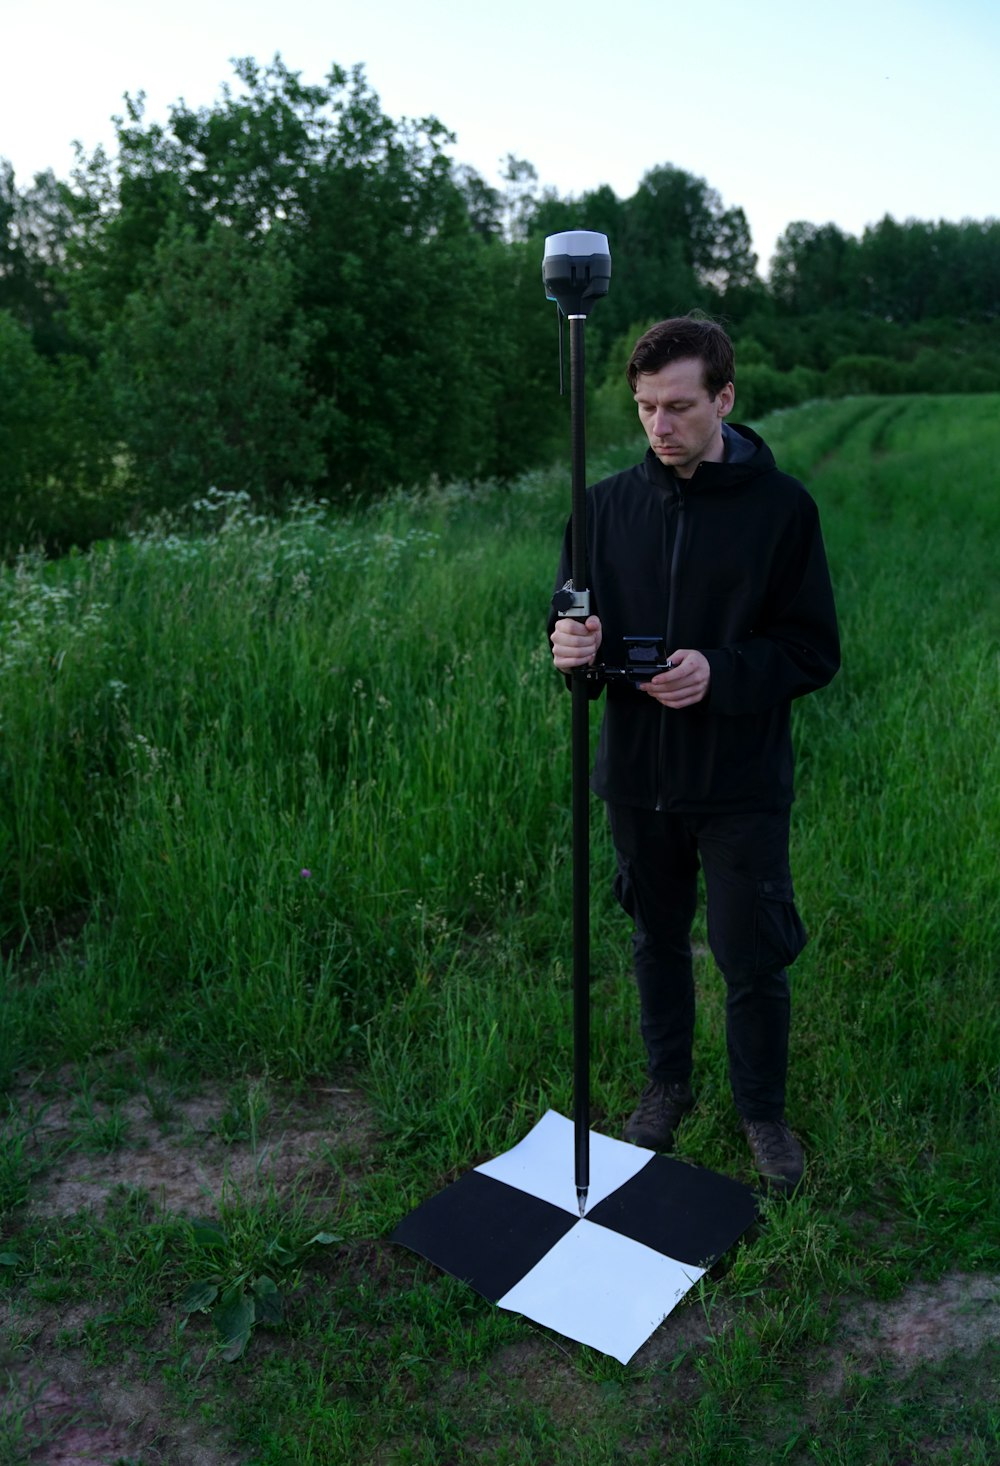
[0,476,596,1085]
[3,405,998,1141]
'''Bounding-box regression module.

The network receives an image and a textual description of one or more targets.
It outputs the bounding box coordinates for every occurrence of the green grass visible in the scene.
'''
[1,400,999,1463]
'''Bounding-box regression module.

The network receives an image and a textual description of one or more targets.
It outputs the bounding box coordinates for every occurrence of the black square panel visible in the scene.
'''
[587,1152,758,1266]
[391,1169,577,1301]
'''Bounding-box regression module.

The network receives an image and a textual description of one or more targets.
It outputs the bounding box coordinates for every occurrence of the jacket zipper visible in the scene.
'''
[664,488,686,648]
[656,487,686,811]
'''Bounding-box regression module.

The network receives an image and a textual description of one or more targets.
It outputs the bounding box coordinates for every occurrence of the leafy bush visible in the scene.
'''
[824,353,910,396]
[736,362,821,419]
[0,310,123,556]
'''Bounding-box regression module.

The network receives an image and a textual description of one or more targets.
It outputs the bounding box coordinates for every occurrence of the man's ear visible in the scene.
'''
[717,381,735,418]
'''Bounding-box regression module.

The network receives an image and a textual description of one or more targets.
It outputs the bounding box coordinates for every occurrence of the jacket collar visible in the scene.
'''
[642,423,774,493]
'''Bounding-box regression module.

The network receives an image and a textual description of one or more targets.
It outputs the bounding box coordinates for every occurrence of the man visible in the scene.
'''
[549,317,839,1193]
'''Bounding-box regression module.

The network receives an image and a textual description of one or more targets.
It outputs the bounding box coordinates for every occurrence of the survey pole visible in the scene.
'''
[541,231,611,1216]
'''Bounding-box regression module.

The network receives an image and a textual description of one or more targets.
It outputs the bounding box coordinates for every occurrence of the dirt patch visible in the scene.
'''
[0,1357,242,1466]
[15,1074,376,1222]
[3,1071,377,1465]
[823,1272,1000,1391]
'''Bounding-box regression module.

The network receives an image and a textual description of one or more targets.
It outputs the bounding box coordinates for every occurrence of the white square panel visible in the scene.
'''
[497,1217,705,1364]
[475,1109,653,1213]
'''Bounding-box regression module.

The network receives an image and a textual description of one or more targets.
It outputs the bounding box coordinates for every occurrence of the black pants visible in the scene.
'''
[607,803,808,1122]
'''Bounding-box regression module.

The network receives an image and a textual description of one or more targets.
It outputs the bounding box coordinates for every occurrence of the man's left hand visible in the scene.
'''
[640,649,711,708]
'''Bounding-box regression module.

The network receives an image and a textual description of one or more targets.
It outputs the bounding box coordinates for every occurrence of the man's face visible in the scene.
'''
[633,358,735,479]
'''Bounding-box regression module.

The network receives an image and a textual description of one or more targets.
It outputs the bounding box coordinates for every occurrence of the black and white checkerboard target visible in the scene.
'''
[391,1110,758,1363]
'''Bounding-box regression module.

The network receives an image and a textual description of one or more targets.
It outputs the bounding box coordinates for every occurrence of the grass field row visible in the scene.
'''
[1,396,998,1463]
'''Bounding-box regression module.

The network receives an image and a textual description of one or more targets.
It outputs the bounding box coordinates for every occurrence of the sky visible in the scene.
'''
[3,0,998,273]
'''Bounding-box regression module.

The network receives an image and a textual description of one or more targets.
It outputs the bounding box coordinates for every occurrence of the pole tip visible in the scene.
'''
[577,1187,588,1217]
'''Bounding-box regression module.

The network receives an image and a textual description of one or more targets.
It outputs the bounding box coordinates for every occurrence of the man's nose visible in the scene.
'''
[653,410,673,437]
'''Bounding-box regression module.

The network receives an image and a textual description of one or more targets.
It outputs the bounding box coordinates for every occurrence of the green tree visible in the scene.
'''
[65,57,559,500]
[103,221,323,511]
[855,216,1000,324]
[770,221,860,315]
[626,165,757,293]
[0,162,79,356]
[531,164,758,371]
[0,311,120,555]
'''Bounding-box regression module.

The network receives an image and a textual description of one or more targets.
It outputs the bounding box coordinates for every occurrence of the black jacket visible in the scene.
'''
[551,425,840,813]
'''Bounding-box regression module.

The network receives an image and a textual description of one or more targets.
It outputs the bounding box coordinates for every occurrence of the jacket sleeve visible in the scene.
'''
[702,496,840,716]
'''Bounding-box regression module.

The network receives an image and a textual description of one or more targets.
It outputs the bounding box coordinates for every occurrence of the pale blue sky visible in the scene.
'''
[3,0,998,272]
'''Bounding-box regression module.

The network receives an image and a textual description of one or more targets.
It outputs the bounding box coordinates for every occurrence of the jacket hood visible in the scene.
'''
[641,422,776,494]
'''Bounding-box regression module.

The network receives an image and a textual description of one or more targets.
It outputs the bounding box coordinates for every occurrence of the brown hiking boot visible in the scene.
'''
[623,1080,694,1151]
[741,1118,804,1194]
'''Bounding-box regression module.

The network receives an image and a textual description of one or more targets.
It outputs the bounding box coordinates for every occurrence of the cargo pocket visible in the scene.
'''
[753,877,808,975]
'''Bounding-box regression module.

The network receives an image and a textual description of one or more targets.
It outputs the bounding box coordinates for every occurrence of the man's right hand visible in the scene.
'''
[550,615,603,672]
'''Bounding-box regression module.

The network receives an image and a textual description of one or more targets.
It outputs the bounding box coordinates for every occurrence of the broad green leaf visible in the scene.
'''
[190,1221,228,1250]
[265,1240,298,1267]
[219,1331,251,1363]
[214,1292,255,1359]
[179,1279,219,1314]
[220,1274,250,1308]
[251,1274,283,1325]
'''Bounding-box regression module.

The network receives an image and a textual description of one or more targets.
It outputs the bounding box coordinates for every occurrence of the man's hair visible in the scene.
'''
[626,317,735,399]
